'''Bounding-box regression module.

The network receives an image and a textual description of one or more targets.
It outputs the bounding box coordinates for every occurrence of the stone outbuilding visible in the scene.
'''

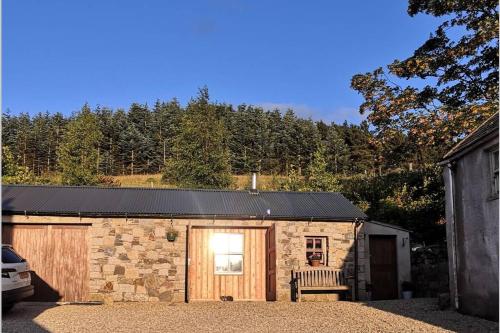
[441,112,499,321]
[2,185,410,303]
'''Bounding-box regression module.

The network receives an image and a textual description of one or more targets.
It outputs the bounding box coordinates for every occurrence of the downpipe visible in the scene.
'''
[353,218,362,301]
[447,163,459,310]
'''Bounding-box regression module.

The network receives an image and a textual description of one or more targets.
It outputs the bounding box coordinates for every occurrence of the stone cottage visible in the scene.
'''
[2,184,409,303]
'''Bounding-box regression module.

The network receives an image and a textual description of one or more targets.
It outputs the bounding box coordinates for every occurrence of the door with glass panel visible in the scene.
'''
[189,228,267,301]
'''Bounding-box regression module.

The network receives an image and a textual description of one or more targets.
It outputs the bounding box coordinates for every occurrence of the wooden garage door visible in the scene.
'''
[2,224,90,302]
[369,235,398,300]
[189,228,267,301]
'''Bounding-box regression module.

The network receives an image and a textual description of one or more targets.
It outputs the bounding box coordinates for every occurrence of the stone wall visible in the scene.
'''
[88,218,366,303]
[5,215,365,303]
[89,218,187,303]
[411,244,449,298]
[274,221,366,301]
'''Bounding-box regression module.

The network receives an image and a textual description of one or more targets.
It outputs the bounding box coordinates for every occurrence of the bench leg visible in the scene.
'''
[297,287,301,302]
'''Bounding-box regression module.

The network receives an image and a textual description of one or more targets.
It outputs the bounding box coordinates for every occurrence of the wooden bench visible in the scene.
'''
[292,268,349,302]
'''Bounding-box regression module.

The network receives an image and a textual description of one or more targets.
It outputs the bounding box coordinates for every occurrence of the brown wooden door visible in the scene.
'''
[369,235,398,300]
[266,224,277,301]
[2,224,90,302]
[189,228,266,301]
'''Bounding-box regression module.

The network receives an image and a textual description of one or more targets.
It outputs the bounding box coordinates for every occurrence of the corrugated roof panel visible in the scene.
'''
[2,185,367,221]
[308,192,364,218]
[260,192,317,218]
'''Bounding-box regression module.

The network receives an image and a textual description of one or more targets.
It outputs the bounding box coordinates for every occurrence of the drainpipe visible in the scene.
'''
[184,224,190,303]
[447,163,460,310]
[353,218,361,301]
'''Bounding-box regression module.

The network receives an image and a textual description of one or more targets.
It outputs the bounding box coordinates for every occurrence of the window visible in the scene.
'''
[490,148,499,197]
[2,247,24,264]
[212,233,244,274]
[305,236,328,265]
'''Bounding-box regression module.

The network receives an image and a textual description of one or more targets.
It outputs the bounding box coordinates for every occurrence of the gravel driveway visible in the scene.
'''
[3,298,497,333]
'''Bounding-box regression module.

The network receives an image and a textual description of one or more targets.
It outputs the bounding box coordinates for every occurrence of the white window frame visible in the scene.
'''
[212,233,244,275]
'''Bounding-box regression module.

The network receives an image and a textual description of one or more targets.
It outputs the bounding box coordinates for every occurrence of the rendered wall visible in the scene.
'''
[362,222,411,299]
[443,134,499,321]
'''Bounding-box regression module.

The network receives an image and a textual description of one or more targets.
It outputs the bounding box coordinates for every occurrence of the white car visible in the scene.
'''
[2,245,34,312]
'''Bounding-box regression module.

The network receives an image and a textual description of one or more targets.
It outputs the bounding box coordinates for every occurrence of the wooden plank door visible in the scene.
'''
[369,235,398,300]
[189,227,266,301]
[2,224,90,302]
[266,224,277,301]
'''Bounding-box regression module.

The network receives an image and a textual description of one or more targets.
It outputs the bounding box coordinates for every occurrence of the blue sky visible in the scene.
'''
[3,0,442,123]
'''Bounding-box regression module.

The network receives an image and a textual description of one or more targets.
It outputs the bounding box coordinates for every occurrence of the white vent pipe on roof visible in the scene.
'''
[251,172,257,190]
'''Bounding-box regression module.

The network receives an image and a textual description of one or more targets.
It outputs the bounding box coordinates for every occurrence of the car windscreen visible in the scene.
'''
[2,247,24,263]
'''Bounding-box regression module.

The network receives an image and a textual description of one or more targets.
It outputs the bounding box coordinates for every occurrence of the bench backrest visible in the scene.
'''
[293,268,346,288]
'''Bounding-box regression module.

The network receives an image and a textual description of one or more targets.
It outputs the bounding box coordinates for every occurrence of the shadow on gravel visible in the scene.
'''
[2,302,57,333]
[363,298,498,333]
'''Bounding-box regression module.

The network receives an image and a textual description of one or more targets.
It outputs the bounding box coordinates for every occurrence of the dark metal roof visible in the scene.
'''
[442,112,499,162]
[2,185,367,221]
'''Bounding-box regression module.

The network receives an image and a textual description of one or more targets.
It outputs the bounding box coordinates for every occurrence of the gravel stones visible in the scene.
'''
[3,299,497,333]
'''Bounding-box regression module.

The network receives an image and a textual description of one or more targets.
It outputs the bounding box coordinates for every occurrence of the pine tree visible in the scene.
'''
[341,121,376,174]
[112,109,130,175]
[119,122,152,175]
[14,113,33,168]
[227,104,246,174]
[0,89,429,181]
[295,118,320,173]
[228,105,268,174]
[163,88,233,188]
[152,99,183,172]
[265,110,284,173]
[49,112,67,172]
[304,145,342,192]
[95,106,115,175]
[280,110,299,174]
[127,103,154,173]
[31,112,51,175]
[57,104,103,185]
[326,125,349,174]
[316,120,329,141]
[2,110,18,156]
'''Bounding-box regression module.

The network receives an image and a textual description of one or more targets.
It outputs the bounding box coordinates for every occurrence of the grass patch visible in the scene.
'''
[28,173,288,190]
[112,174,285,190]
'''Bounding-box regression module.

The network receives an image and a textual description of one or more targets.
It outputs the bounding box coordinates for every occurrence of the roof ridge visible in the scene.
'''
[461,112,499,141]
[2,184,343,194]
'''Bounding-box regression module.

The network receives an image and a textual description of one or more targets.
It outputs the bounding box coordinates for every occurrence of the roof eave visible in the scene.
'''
[2,210,366,222]
[366,220,411,232]
[439,130,498,165]
[441,112,499,162]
